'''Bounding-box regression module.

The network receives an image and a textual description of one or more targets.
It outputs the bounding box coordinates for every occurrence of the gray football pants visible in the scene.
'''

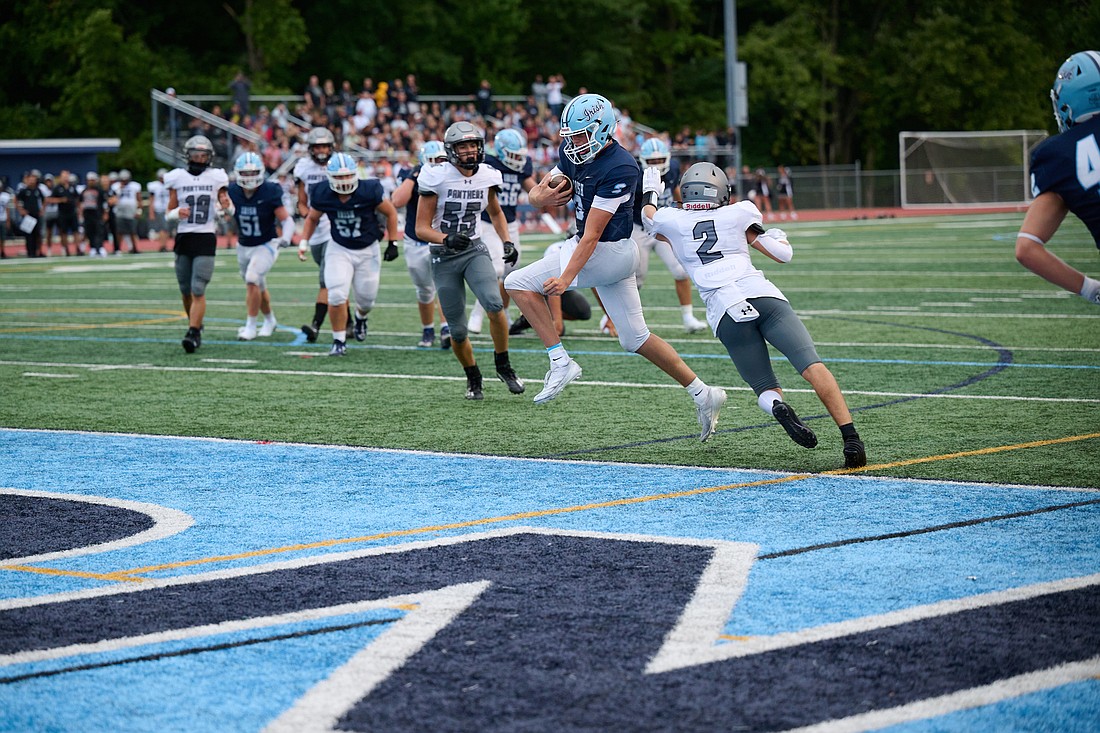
[430,242,503,344]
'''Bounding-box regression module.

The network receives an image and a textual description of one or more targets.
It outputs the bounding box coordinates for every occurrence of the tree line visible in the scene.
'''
[0,0,1096,177]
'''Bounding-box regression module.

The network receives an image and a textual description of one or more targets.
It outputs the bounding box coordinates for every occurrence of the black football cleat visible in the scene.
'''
[772,400,818,448]
[508,314,531,335]
[301,322,320,343]
[465,374,484,400]
[496,367,526,394]
[843,438,867,468]
[353,314,368,342]
[182,327,201,353]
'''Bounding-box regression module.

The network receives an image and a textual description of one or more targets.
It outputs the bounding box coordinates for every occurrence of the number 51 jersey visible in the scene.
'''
[416,161,503,240]
[164,166,229,235]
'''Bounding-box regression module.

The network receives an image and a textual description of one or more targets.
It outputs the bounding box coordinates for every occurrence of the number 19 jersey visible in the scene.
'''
[164,166,229,235]
[416,162,503,240]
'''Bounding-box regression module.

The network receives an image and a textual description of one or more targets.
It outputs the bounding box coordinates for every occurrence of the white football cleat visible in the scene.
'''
[533,359,583,404]
[259,318,277,337]
[237,324,257,341]
[683,315,707,334]
[695,386,727,442]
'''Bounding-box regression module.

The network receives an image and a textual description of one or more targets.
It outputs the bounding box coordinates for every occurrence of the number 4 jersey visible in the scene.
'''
[1029,116,1100,247]
[164,165,229,235]
[416,161,503,242]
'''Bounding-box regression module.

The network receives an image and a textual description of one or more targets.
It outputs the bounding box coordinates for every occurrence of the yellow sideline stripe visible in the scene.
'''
[7,431,1100,583]
[2,564,147,583]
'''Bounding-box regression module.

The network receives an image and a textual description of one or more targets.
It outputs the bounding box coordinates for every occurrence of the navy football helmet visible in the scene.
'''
[1051,50,1100,132]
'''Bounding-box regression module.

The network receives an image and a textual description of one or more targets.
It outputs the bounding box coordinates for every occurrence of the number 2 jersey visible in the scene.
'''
[308,179,386,250]
[644,200,786,334]
[1030,116,1100,247]
[417,161,503,242]
[227,180,284,247]
[164,166,229,235]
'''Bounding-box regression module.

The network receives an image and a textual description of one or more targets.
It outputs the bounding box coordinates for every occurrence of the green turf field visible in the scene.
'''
[1,213,1097,487]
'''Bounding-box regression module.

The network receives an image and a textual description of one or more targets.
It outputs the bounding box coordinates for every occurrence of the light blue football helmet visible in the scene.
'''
[326,152,359,195]
[494,128,528,172]
[419,140,446,167]
[638,138,671,175]
[560,93,617,165]
[233,152,264,190]
[1051,50,1100,133]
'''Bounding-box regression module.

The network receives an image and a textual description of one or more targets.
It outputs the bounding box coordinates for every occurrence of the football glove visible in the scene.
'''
[383,241,399,262]
[502,241,518,266]
[764,228,789,244]
[443,232,472,252]
[642,166,664,196]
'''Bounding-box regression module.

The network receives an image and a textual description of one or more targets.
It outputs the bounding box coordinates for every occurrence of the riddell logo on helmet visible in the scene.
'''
[682,202,713,210]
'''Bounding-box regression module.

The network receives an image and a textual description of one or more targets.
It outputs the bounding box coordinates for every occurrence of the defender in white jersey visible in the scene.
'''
[415,121,525,400]
[147,168,171,252]
[294,127,338,342]
[164,135,232,353]
[642,162,866,468]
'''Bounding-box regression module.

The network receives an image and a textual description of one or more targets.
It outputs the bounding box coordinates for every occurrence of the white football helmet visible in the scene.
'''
[326,152,359,195]
[234,152,265,191]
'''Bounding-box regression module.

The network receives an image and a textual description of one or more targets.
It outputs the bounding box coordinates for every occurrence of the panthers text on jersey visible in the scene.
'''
[556,139,638,241]
[308,179,386,250]
[1030,116,1100,246]
[645,200,786,334]
[632,158,681,225]
[164,166,229,235]
[417,161,503,241]
[397,164,425,242]
[480,155,534,224]
[227,180,284,247]
[293,157,332,244]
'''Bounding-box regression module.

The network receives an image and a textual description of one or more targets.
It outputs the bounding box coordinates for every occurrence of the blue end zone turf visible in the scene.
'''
[0,429,1096,731]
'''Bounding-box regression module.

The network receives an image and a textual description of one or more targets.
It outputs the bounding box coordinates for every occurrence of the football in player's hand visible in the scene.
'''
[547,174,573,195]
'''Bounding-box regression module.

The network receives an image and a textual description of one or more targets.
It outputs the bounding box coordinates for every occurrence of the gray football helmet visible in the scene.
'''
[307,127,336,165]
[183,135,214,174]
[679,163,731,210]
[443,121,485,171]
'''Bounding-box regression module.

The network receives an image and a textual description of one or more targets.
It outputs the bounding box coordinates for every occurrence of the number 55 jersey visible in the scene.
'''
[416,161,503,244]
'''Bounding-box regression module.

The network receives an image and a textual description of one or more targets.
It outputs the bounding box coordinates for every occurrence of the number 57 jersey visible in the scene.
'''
[164,165,229,235]
[416,161,503,240]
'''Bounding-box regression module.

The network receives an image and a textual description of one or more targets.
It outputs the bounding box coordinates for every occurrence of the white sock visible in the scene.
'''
[686,377,708,403]
[757,389,783,415]
[332,331,345,343]
[547,343,569,367]
[245,316,257,329]
[263,311,276,324]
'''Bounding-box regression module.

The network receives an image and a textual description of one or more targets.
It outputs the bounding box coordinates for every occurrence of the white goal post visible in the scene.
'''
[899,130,1048,208]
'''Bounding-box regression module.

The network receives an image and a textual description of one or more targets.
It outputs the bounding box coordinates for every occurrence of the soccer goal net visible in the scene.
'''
[899,130,1048,208]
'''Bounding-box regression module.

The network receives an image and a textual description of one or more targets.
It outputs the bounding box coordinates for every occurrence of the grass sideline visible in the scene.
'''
[1,213,1098,487]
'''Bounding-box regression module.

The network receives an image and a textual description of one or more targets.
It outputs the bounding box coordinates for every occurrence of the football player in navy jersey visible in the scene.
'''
[1016,50,1100,306]
[228,152,297,340]
[505,93,727,441]
[392,140,449,348]
[467,128,536,334]
[300,153,400,356]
